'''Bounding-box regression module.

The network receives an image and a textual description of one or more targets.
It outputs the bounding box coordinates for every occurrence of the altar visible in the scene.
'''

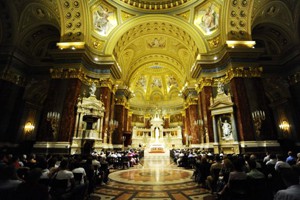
[149,143,165,153]
[131,111,183,150]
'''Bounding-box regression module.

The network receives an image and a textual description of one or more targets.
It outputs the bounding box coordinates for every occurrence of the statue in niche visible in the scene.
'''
[221,120,232,138]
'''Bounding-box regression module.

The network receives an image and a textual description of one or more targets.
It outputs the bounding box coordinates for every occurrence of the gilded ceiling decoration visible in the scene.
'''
[116,0,196,11]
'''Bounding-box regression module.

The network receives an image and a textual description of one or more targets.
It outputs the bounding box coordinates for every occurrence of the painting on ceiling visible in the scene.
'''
[194,3,220,35]
[93,4,117,36]
[147,37,166,48]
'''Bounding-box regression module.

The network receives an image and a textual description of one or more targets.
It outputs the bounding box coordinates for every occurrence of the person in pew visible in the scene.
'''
[206,154,223,193]
[50,159,75,193]
[286,151,296,166]
[275,154,291,171]
[217,156,247,197]
[246,159,265,179]
[72,161,87,185]
[274,168,300,200]
[14,168,49,200]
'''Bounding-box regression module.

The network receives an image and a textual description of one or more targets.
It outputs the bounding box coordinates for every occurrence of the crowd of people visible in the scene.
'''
[0,149,143,200]
[171,149,300,200]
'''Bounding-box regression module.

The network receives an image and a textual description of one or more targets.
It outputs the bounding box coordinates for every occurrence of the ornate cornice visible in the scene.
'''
[50,67,114,88]
[225,66,263,81]
[115,0,195,11]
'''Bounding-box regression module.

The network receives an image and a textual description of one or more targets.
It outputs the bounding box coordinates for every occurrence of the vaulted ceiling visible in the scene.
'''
[1,0,300,114]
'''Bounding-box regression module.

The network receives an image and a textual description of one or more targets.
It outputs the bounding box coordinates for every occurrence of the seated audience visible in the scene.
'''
[247,160,265,179]
[14,168,49,200]
[286,151,296,166]
[274,168,300,200]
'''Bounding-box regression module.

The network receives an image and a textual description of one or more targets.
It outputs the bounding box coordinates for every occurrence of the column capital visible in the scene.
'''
[196,77,213,92]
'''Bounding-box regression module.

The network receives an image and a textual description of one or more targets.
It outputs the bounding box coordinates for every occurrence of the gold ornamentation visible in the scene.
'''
[196,77,213,91]
[121,11,135,22]
[176,11,190,21]
[50,67,115,88]
[208,36,220,49]
[92,39,105,50]
[118,0,191,10]
[225,67,263,80]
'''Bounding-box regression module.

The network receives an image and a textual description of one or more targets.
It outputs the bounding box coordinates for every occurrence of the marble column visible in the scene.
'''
[59,79,82,141]
[230,77,254,141]
[199,86,213,143]
[188,104,199,144]
[114,103,126,144]
[100,86,112,143]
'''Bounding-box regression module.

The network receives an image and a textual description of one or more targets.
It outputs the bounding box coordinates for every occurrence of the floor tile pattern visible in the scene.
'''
[90,150,212,200]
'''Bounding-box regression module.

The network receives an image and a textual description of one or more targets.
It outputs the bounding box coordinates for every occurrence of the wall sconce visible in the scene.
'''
[279,120,290,132]
[47,112,60,137]
[252,110,265,136]
[24,121,35,134]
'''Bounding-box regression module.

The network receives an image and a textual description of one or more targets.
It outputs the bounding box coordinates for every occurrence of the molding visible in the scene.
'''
[239,140,280,148]
[33,141,71,149]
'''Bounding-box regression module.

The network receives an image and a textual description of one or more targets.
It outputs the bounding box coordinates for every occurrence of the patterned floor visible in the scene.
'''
[90,150,214,200]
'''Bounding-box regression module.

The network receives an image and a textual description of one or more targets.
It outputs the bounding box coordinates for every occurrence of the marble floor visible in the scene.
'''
[90,150,214,200]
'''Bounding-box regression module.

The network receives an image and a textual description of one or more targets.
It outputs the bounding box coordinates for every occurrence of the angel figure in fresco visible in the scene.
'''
[151,78,162,88]
[136,76,146,88]
[94,5,113,35]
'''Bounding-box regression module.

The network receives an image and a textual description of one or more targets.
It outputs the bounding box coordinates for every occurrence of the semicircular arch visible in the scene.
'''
[105,15,207,55]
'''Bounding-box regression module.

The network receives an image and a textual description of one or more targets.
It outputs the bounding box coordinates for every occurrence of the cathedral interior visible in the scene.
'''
[0,0,300,155]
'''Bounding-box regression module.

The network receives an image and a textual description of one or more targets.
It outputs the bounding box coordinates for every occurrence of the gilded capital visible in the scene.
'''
[196,77,213,92]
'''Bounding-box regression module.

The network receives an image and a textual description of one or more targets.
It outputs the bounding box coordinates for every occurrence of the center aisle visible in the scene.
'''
[90,149,213,200]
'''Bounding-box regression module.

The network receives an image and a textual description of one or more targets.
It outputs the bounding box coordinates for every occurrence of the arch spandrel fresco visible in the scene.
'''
[92,3,117,37]
[194,3,220,35]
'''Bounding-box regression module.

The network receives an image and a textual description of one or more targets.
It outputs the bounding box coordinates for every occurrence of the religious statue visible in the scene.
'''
[217,82,224,94]
[89,82,96,97]
[221,120,232,138]
[155,127,160,141]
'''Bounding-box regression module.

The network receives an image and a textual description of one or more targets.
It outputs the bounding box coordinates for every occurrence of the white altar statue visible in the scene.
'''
[155,127,159,141]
